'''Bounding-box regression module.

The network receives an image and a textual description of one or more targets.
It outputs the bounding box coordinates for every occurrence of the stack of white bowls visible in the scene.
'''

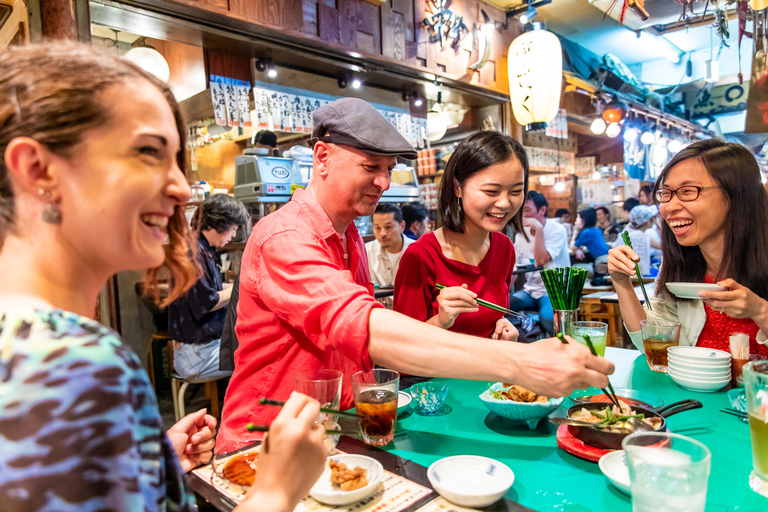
[667,346,731,392]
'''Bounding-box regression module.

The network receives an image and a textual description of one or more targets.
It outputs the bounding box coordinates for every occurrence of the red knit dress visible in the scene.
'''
[695,276,768,358]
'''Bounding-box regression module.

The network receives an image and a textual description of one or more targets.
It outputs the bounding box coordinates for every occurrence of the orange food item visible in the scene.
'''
[223,451,259,486]
[329,459,368,491]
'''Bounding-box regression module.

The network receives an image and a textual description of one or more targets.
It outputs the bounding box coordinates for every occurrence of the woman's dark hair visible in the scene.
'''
[623,197,640,213]
[578,208,598,233]
[654,138,768,300]
[555,208,570,218]
[639,185,653,199]
[438,131,529,234]
[192,194,249,233]
[0,42,196,307]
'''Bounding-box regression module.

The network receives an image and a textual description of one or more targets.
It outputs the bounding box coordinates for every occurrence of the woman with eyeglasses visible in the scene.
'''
[607,139,768,357]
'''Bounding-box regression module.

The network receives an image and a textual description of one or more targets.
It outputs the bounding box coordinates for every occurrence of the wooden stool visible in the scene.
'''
[167,340,222,422]
[579,292,622,347]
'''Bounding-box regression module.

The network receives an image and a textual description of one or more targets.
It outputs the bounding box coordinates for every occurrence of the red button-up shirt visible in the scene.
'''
[219,189,382,443]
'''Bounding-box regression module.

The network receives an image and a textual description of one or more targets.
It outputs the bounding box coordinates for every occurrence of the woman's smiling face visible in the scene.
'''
[659,158,728,248]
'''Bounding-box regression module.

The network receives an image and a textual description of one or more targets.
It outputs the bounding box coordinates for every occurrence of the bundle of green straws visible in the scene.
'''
[541,267,588,311]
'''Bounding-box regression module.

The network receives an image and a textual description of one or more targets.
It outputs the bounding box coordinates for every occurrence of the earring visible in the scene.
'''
[457,197,463,217]
[40,189,62,224]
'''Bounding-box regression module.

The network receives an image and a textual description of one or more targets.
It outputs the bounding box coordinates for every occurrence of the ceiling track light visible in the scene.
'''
[520,6,537,24]
[505,0,551,23]
[256,58,277,78]
[403,90,423,107]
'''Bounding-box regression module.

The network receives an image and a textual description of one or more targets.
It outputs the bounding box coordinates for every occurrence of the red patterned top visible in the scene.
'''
[696,276,768,358]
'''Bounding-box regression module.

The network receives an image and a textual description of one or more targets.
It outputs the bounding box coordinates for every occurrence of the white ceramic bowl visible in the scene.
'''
[427,455,514,508]
[668,371,730,393]
[479,383,563,429]
[666,282,725,299]
[667,346,731,362]
[667,356,730,371]
[668,367,731,382]
[310,455,383,506]
[599,451,631,495]
[668,365,731,379]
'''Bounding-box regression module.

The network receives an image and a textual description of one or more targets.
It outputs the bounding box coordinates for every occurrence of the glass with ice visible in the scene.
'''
[569,321,608,356]
[622,432,711,512]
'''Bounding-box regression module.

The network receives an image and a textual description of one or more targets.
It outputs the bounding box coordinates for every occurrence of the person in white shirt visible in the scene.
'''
[511,192,570,335]
[613,204,656,276]
[365,203,414,289]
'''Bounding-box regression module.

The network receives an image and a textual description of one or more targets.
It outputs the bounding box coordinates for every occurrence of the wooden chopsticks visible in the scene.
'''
[245,423,359,435]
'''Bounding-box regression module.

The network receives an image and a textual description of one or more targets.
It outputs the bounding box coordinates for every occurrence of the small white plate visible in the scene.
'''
[398,391,412,412]
[667,346,731,361]
[599,451,631,495]
[666,282,725,299]
[310,455,383,506]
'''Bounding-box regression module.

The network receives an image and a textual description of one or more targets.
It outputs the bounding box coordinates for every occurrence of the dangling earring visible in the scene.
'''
[40,189,62,224]
[457,197,463,217]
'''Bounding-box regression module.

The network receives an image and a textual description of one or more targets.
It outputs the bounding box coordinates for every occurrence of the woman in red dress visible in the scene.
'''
[608,139,768,358]
[393,131,528,340]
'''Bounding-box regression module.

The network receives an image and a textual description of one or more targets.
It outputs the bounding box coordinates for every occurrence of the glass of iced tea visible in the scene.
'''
[640,320,681,373]
[745,361,768,497]
[351,369,399,446]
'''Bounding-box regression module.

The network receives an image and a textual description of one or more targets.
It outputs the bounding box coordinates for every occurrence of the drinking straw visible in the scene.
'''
[259,397,360,418]
[435,283,530,320]
[621,231,653,311]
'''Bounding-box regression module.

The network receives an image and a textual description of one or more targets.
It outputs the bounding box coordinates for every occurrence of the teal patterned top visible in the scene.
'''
[0,308,197,511]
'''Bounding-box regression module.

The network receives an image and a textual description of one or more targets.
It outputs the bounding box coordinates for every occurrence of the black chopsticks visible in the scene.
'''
[435,283,529,320]
[245,423,359,435]
[557,332,621,408]
[259,397,360,418]
[720,408,748,420]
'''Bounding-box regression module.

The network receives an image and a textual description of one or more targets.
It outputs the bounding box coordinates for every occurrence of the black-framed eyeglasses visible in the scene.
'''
[655,186,720,203]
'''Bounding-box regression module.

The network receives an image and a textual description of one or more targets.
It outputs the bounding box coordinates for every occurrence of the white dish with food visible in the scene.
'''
[428,455,514,508]
[599,451,631,495]
[668,371,730,393]
[310,454,383,506]
[667,346,731,361]
[666,282,725,299]
[479,383,563,429]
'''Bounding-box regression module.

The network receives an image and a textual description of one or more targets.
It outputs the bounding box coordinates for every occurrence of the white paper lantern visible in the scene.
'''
[508,25,562,129]
[427,111,448,141]
[125,46,170,83]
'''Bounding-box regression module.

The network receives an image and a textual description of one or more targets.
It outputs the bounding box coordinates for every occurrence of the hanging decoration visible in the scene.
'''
[714,1,731,55]
[604,0,649,24]
[424,0,469,49]
[508,24,563,131]
[745,8,768,132]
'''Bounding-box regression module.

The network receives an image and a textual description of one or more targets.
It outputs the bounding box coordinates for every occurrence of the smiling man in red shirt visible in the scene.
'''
[219,99,614,442]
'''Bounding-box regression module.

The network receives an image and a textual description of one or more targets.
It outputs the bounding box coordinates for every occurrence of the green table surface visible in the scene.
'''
[383,350,766,511]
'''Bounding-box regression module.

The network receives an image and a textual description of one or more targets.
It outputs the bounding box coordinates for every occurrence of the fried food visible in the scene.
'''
[329,459,368,491]
[491,383,548,403]
[222,451,258,486]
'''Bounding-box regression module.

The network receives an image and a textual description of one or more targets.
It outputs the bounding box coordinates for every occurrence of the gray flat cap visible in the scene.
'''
[312,98,417,160]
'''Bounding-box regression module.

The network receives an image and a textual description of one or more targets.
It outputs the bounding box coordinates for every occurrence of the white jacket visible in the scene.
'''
[627,295,767,352]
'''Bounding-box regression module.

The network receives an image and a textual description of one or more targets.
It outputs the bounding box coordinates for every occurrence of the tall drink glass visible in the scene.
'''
[295,369,342,453]
[350,369,399,446]
[569,321,608,356]
[640,320,681,373]
[745,361,768,497]
[623,432,711,512]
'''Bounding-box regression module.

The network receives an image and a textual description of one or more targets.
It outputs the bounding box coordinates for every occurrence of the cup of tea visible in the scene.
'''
[350,369,399,447]
[640,320,681,373]
[744,361,768,497]
[295,369,343,453]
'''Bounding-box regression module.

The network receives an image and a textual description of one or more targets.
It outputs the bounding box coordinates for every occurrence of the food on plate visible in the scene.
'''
[571,403,663,432]
[329,459,368,491]
[492,383,549,403]
[222,451,259,486]
[580,394,646,408]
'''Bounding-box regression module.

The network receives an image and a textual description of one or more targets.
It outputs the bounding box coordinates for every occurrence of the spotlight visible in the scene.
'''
[338,76,348,88]
[590,117,606,135]
[351,78,361,89]
[520,6,537,24]
[605,122,621,138]
[255,59,267,72]
[414,94,423,107]
[256,58,277,77]
[267,66,277,78]
[601,100,627,123]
